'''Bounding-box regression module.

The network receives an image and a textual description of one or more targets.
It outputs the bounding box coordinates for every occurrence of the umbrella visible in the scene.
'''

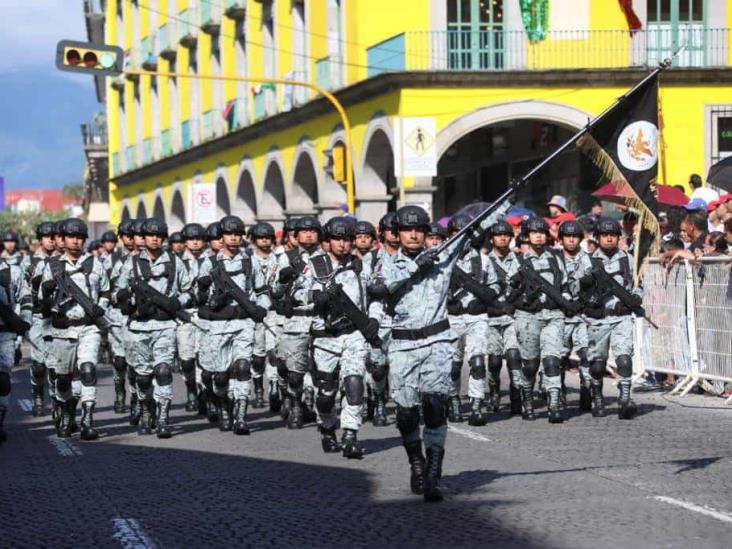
[593,183,689,208]
[706,156,732,193]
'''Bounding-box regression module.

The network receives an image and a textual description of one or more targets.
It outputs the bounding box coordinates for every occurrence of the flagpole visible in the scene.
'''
[433,59,673,256]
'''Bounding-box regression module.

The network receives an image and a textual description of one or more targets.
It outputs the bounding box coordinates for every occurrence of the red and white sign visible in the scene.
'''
[191,183,217,223]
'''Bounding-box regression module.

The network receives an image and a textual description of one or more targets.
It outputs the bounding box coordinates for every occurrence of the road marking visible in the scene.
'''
[448,425,492,443]
[653,496,732,525]
[112,518,156,549]
[49,438,83,457]
[17,399,32,412]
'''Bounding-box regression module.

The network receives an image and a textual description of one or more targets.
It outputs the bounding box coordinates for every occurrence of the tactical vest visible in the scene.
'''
[211,254,253,294]
[590,255,632,306]
[286,248,307,275]
[516,253,563,311]
[132,252,176,295]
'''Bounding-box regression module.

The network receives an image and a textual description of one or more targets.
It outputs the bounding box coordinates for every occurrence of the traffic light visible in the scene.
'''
[332,143,347,183]
[56,40,124,76]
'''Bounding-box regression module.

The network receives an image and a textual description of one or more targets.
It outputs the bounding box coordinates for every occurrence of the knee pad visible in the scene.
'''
[506,349,522,370]
[287,371,304,393]
[252,355,266,376]
[200,370,214,391]
[153,363,173,386]
[577,348,588,362]
[469,355,487,380]
[314,369,338,393]
[343,375,364,406]
[0,372,10,396]
[276,359,289,380]
[112,356,127,374]
[396,405,420,436]
[616,355,633,378]
[522,358,540,379]
[136,374,153,393]
[450,361,462,383]
[368,358,388,383]
[315,392,336,414]
[542,356,561,378]
[213,370,230,391]
[180,359,196,376]
[266,350,278,366]
[79,362,97,386]
[421,393,448,429]
[590,360,606,380]
[30,361,47,380]
[231,359,252,382]
[487,354,502,376]
[56,374,72,394]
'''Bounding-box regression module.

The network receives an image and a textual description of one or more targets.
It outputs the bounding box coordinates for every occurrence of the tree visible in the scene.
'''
[0,210,70,247]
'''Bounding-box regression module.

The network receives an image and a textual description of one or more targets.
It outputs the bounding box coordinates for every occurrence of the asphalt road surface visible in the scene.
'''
[2,358,731,548]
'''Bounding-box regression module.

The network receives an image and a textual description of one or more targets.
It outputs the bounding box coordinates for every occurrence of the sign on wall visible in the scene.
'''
[191,183,217,223]
[394,117,437,177]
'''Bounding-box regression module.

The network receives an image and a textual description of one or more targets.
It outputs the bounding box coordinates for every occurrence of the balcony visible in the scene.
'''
[224,0,246,21]
[315,56,343,91]
[367,28,730,74]
[201,1,221,35]
[140,36,157,71]
[159,22,177,61]
[178,8,198,49]
[181,118,200,149]
[125,145,137,171]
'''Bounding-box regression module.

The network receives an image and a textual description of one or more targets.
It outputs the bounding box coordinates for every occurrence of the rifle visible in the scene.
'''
[590,264,659,329]
[0,300,41,352]
[451,268,496,305]
[324,276,384,350]
[210,263,267,323]
[517,259,587,322]
[132,278,207,331]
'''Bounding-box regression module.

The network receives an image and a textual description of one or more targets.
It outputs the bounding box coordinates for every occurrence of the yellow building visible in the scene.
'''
[99,0,732,229]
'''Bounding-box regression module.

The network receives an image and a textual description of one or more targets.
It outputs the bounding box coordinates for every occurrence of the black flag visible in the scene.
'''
[576,73,660,283]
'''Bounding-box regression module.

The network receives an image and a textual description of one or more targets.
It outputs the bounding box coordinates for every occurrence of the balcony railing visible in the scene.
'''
[367,28,730,74]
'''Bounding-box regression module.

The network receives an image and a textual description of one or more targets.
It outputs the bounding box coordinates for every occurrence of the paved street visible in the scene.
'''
[2,357,731,548]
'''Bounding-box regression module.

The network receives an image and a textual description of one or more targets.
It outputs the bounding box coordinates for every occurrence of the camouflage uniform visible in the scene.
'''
[27,249,52,415]
[108,248,134,414]
[178,248,204,412]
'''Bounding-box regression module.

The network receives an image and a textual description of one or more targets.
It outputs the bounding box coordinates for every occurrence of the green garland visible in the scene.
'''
[520,0,550,43]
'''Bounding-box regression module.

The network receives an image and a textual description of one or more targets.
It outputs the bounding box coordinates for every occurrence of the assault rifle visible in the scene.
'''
[0,300,42,353]
[590,264,659,330]
[132,278,207,330]
[323,276,383,350]
[210,264,267,323]
[517,260,586,322]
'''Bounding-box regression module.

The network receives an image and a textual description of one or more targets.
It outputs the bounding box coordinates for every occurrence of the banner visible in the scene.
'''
[393,117,437,177]
[191,183,217,223]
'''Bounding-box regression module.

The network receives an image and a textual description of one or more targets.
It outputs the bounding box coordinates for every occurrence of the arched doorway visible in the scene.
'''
[361,128,397,218]
[121,204,131,221]
[170,190,186,232]
[234,169,257,225]
[216,176,231,217]
[136,199,148,219]
[290,151,319,215]
[153,195,166,222]
[260,161,286,227]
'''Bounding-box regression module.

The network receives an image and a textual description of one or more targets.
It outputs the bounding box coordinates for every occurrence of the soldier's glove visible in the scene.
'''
[278,266,297,284]
[251,305,267,323]
[10,318,30,336]
[447,301,462,316]
[585,306,605,319]
[273,298,293,317]
[165,297,182,312]
[415,248,439,273]
[508,275,524,290]
[363,318,380,345]
[41,280,56,297]
[209,292,227,311]
[466,299,487,315]
[563,300,583,317]
[500,302,516,315]
[312,290,330,314]
[627,294,643,308]
[613,302,632,316]
[116,289,132,304]
[367,281,388,299]
[89,304,106,320]
[579,274,595,289]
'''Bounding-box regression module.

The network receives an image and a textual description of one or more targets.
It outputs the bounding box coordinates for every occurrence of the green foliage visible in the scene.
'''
[0,211,70,245]
[62,183,85,201]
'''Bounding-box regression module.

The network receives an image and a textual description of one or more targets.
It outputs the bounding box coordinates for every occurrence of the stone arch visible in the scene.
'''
[120,201,131,222]
[289,139,320,216]
[152,187,166,222]
[260,150,287,227]
[233,158,257,225]
[359,114,396,220]
[135,194,148,219]
[215,168,232,218]
[169,184,186,232]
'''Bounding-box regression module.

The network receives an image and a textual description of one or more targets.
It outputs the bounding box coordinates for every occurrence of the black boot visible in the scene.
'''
[467,397,488,426]
[156,400,172,439]
[184,380,198,413]
[320,426,341,453]
[423,447,445,502]
[68,398,79,433]
[0,407,7,444]
[287,395,304,429]
[31,384,44,417]
[218,396,232,432]
[137,399,153,435]
[80,402,99,440]
[341,429,365,459]
[617,380,637,420]
[579,378,592,413]
[537,370,547,402]
[252,378,266,409]
[447,395,463,423]
[509,369,523,415]
[302,388,317,423]
[197,389,207,416]
[591,381,606,417]
[57,400,74,438]
[364,396,375,421]
[232,399,250,435]
[547,388,565,424]
[279,386,291,420]
[206,389,219,424]
[520,385,535,421]
[404,440,425,495]
[372,392,387,427]
[128,393,141,426]
[268,381,281,413]
[113,379,126,414]
[52,398,62,431]
[487,379,501,413]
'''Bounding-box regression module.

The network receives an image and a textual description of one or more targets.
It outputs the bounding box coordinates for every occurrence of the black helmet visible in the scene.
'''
[354,220,376,238]
[447,214,471,234]
[2,231,19,243]
[206,222,222,241]
[168,231,183,244]
[378,212,397,234]
[324,217,355,239]
[523,217,549,234]
[427,222,448,239]
[595,217,622,236]
[53,220,64,236]
[220,215,246,235]
[558,220,584,238]
[284,217,299,233]
[249,222,276,239]
[395,205,430,231]
[18,239,30,251]
[61,218,89,238]
[87,239,101,252]
[142,217,168,238]
[100,230,118,243]
[515,233,530,246]
[490,220,514,237]
[181,223,206,240]
[36,222,56,239]
[131,218,146,236]
[118,219,134,236]
[295,216,322,234]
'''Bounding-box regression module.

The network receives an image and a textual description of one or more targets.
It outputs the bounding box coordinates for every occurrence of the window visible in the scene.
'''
[647,0,707,67]
[446,0,504,70]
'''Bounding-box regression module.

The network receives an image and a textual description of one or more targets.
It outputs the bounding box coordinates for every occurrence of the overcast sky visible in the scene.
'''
[0,0,99,190]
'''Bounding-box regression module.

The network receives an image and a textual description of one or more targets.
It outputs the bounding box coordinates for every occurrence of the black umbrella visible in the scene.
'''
[706,156,732,193]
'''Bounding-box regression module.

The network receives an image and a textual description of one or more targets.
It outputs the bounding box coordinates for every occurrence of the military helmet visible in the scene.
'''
[447,214,471,234]
[18,239,30,251]
[595,217,622,236]
[490,220,514,237]
[168,231,183,244]
[142,217,168,238]
[378,212,397,234]
[523,216,550,234]
[61,218,89,238]
[558,220,584,238]
[395,205,430,231]
[118,219,134,236]
[324,217,355,239]
[206,222,222,241]
[284,217,299,233]
[220,215,246,235]
[295,216,322,234]
[354,220,376,238]
[36,221,56,239]
[131,218,146,236]
[427,222,448,239]
[181,223,206,240]
[100,230,118,243]
[249,222,276,239]
[2,231,19,243]
[87,239,101,252]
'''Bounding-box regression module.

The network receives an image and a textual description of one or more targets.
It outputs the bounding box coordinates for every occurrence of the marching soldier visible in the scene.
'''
[169,232,185,256]
[425,222,448,248]
[99,231,119,273]
[2,231,31,276]
[204,222,224,258]
[353,220,377,260]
